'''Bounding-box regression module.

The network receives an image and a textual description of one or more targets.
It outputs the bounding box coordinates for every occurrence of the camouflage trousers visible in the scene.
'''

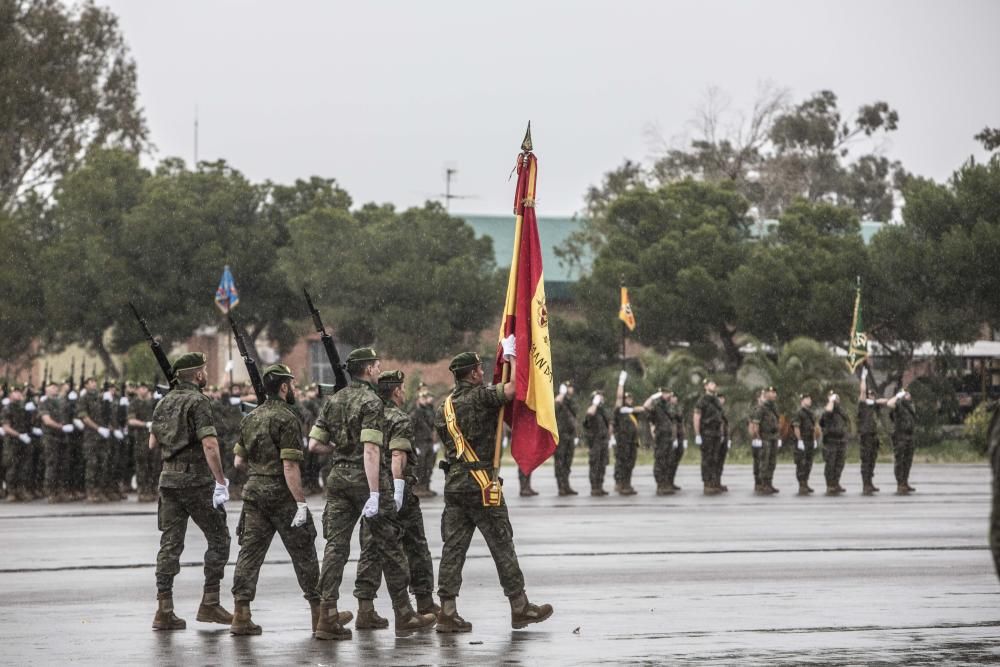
[413,439,436,491]
[759,439,778,485]
[83,433,113,494]
[892,432,915,484]
[355,482,435,599]
[132,429,160,496]
[319,471,413,608]
[114,435,133,491]
[587,437,609,490]
[823,439,847,486]
[156,484,231,593]
[793,439,819,483]
[43,433,67,496]
[233,481,319,603]
[301,449,324,493]
[859,434,880,483]
[3,437,34,494]
[652,435,672,486]
[553,433,574,491]
[699,434,723,485]
[613,436,638,487]
[437,492,525,599]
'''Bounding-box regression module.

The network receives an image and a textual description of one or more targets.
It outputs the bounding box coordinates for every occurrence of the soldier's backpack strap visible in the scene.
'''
[443,394,502,506]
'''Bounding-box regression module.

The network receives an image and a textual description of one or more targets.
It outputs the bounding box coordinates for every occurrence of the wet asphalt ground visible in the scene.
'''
[1,462,997,666]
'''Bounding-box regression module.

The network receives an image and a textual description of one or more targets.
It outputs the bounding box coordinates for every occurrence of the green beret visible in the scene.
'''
[378,370,405,387]
[262,363,294,379]
[448,352,482,373]
[172,352,207,373]
[347,347,379,363]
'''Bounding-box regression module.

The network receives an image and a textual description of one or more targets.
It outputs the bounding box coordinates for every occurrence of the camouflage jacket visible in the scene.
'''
[582,404,610,443]
[890,400,917,435]
[555,396,578,439]
[793,407,817,442]
[695,393,724,436]
[434,379,507,495]
[820,403,850,440]
[857,400,881,436]
[151,381,218,488]
[234,398,303,497]
[77,390,111,428]
[649,399,674,443]
[613,407,639,443]
[1,400,32,436]
[127,397,155,432]
[384,402,417,483]
[752,401,780,439]
[38,396,65,433]
[310,379,385,485]
[409,403,436,445]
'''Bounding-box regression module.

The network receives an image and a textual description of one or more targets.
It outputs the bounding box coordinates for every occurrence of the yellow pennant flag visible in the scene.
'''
[619,286,636,331]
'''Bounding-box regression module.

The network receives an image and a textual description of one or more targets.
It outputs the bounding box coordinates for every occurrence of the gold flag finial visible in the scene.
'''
[521,121,532,152]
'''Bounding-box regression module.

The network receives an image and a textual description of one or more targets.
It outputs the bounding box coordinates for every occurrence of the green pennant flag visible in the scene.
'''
[846,279,868,373]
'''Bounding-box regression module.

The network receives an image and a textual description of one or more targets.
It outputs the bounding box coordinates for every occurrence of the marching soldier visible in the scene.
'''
[433,343,553,633]
[819,390,851,495]
[583,388,611,496]
[149,352,233,631]
[128,383,158,502]
[792,393,819,495]
[857,368,888,495]
[39,380,73,502]
[664,392,687,491]
[888,387,916,494]
[410,389,438,497]
[613,371,644,495]
[750,386,780,495]
[76,377,112,502]
[2,384,34,502]
[693,379,726,495]
[553,380,579,496]
[229,364,323,636]
[645,389,674,495]
[354,370,439,627]
[308,348,435,641]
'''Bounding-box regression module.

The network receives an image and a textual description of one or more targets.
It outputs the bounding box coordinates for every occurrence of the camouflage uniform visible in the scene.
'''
[39,395,68,498]
[77,389,113,499]
[752,400,780,489]
[2,399,33,499]
[129,397,158,499]
[232,398,319,603]
[152,380,231,594]
[553,395,578,493]
[718,410,730,480]
[649,398,675,492]
[820,403,851,489]
[857,400,882,487]
[434,379,525,599]
[792,406,819,486]
[612,406,639,491]
[410,402,437,493]
[214,396,245,496]
[695,393,725,488]
[890,399,917,488]
[355,402,435,601]
[310,379,414,608]
[583,403,611,493]
[664,402,687,487]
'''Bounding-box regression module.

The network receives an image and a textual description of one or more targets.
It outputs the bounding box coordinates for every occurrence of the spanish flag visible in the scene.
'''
[619,286,636,331]
[493,138,558,475]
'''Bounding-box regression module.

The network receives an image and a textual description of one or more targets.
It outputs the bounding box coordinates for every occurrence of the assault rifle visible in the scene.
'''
[303,288,348,393]
[227,313,266,406]
[127,302,176,389]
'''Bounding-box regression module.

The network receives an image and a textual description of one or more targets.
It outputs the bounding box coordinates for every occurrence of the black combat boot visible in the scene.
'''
[229,600,262,635]
[436,597,472,633]
[355,598,389,629]
[509,591,553,629]
[152,591,186,631]
[196,585,233,624]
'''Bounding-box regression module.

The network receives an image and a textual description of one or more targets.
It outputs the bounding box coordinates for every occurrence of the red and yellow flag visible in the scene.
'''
[493,148,558,475]
[619,286,636,331]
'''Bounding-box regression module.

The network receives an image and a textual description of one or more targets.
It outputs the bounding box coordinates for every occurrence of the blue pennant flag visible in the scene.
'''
[214,265,240,313]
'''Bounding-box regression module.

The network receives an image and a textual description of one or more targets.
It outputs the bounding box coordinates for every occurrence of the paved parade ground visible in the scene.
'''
[1,462,998,665]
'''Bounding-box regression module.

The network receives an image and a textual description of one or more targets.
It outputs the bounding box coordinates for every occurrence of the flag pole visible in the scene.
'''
[620,276,627,371]
[227,302,234,388]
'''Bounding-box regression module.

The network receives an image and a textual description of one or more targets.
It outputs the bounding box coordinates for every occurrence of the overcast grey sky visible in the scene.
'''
[102,0,1000,217]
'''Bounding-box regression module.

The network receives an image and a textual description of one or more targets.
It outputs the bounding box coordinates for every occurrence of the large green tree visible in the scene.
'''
[0,0,147,212]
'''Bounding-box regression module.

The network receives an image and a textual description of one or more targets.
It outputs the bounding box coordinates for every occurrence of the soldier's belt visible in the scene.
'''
[162,460,210,473]
[247,472,283,478]
[332,461,363,469]
[443,395,501,508]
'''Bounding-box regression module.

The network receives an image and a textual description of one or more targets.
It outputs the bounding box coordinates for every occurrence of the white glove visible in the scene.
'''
[2,397,10,406]
[618,370,628,386]
[61,424,75,433]
[145,421,153,431]
[777,441,783,449]
[24,401,36,412]
[113,429,124,440]
[119,396,129,407]
[591,395,602,407]
[727,439,732,450]
[68,391,78,401]
[695,435,703,446]
[609,435,616,448]
[228,396,241,406]
[673,439,680,449]
[830,394,838,403]
[620,407,634,415]
[225,360,234,372]
[362,491,380,518]
[895,391,906,400]
[682,440,688,451]
[861,367,868,381]
[291,502,309,528]
[39,396,47,403]
[97,426,111,439]
[501,334,517,359]
[213,478,230,508]
[865,399,875,406]
[102,391,112,402]
[797,439,805,451]
[393,479,405,512]
[751,439,763,449]
[31,427,43,437]
[153,391,162,400]
[73,418,85,431]
[649,391,663,401]
[18,433,31,444]
[573,437,580,446]
[558,383,567,396]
